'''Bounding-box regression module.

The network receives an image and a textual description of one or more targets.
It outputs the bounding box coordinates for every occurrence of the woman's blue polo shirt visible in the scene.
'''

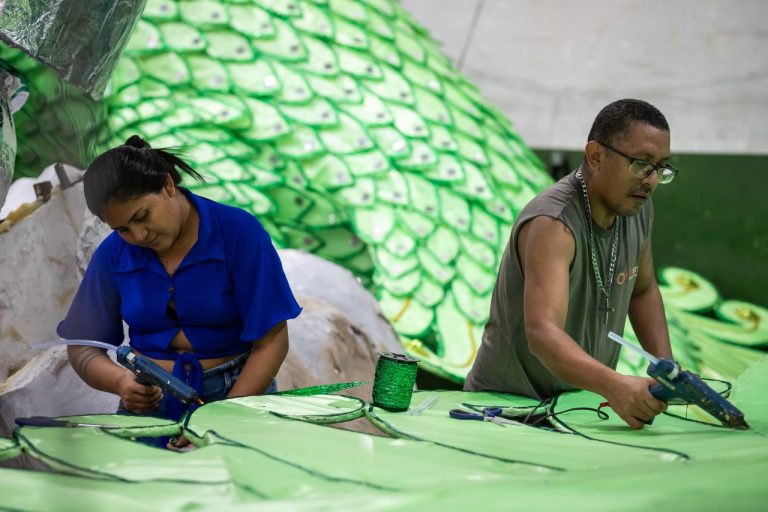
[57,190,302,360]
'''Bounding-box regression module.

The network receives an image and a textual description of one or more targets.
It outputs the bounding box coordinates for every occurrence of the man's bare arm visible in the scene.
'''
[628,237,673,360]
[520,216,666,428]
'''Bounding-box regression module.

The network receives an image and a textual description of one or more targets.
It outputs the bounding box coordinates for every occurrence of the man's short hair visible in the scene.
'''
[587,99,669,145]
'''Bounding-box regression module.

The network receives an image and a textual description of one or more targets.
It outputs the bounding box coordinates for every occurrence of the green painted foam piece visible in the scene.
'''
[4,377,768,510]
[550,381,768,462]
[0,437,20,461]
[368,390,683,470]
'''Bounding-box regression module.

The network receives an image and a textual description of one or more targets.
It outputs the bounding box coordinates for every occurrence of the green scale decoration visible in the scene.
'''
[98,0,552,382]
[2,0,767,385]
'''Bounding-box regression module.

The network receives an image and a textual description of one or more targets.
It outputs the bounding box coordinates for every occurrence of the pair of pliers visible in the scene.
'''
[449,407,508,426]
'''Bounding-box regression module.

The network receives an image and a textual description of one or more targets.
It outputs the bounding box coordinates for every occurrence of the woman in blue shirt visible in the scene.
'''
[58,135,302,424]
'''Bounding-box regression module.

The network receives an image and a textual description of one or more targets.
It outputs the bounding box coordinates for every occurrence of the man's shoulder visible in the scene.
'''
[518,172,580,224]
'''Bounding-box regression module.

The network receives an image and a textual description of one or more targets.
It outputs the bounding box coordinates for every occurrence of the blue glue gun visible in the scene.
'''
[116,346,203,406]
[608,332,748,430]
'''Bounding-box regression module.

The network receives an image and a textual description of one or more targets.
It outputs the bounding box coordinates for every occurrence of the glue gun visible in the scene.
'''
[116,346,203,406]
[608,332,749,430]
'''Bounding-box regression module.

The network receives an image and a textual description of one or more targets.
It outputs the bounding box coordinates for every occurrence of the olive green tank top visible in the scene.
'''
[464,169,653,399]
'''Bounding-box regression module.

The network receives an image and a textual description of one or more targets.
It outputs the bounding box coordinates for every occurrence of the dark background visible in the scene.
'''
[533,150,768,308]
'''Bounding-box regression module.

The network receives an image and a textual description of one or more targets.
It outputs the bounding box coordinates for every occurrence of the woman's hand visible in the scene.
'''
[116,370,163,414]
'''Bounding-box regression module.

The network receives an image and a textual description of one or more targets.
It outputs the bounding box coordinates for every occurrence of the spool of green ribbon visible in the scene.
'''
[372,352,419,412]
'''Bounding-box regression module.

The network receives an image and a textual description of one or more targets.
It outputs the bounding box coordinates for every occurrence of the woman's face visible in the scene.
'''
[101,178,183,253]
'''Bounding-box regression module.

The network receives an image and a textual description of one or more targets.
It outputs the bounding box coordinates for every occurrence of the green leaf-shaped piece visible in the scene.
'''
[205,31,254,61]
[417,246,455,286]
[187,55,231,92]
[426,225,460,264]
[343,150,389,177]
[424,153,463,183]
[396,209,435,239]
[367,126,408,158]
[375,170,410,205]
[437,188,470,233]
[227,60,280,96]
[394,140,436,170]
[271,62,313,103]
[125,20,164,53]
[294,37,338,75]
[374,246,418,278]
[293,2,334,38]
[251,18,307,61]
[229,5,275,38]
[354,204,394,243]
[389,104,429,138]
[306,73,361,102]
[274,125,325,158]
[142,0,178,20]
[180,0,230,27]
[240,98,289,141]
[313,226,367,260]
[365,65,414,104]
[256,0,303,18]
[455,254,495,296]
[379,291,434,338]
[451,279,490,324]
[139,53,190,85]
[335,46,382,79]
[318,113,374,154]
[329,0,368,24]
[331,15,369,50]
[300,154,352,190]
[278,97,337,127]
[339,89,391,126]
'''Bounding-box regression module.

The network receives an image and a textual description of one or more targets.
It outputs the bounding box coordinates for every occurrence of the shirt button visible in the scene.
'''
[168,287,174,293]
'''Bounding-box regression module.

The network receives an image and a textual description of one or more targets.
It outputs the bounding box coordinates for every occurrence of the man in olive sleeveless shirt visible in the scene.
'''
[465,99,678,429]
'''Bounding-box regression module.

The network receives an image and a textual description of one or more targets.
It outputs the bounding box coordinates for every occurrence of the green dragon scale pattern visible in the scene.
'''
[2,0,766,383]
[104,0,551,381]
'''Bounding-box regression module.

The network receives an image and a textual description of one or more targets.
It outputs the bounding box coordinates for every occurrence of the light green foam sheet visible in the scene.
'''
[4,364,767,510]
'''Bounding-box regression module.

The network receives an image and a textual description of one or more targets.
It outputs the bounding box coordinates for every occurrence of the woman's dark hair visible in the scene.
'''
[84,135,204,217]
[587,99,669,146]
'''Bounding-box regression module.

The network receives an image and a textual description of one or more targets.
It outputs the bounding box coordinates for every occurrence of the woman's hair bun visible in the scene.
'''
[124,134,151,150]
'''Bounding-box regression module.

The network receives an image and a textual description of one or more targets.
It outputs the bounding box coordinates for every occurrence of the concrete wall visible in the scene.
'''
[402,0,768,155]
[403,0,768,305]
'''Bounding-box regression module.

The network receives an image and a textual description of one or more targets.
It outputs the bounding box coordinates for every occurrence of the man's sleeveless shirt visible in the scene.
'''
[464,170,653,399]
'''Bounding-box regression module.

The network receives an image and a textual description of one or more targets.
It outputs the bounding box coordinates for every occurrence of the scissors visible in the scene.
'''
[449,407,510,427]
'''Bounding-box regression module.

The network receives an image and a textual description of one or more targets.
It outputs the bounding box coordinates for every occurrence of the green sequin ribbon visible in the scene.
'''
[372,352,419,412]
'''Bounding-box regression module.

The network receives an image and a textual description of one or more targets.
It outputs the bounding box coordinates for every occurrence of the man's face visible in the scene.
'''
[597,122,671,217]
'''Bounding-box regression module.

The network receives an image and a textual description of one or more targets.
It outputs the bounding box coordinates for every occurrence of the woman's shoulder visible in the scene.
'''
[191,193,269,253]
[191,191,261,227]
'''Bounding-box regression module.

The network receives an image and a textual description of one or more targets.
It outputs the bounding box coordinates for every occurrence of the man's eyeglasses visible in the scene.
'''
[596,141,679,184]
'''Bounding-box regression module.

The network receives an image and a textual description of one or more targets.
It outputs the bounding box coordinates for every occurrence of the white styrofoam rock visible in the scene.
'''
[0,164,84,220]
[0,184,87,383]
[0,346,119,438]
[280,249,403,355]
[278,294,379,396]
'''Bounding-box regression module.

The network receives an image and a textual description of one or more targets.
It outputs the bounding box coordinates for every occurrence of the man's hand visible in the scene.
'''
[116,370,163,414]
[603,375,667,429]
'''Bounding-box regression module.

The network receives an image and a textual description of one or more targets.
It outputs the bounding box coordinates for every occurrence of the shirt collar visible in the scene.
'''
[112,188,225,273]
